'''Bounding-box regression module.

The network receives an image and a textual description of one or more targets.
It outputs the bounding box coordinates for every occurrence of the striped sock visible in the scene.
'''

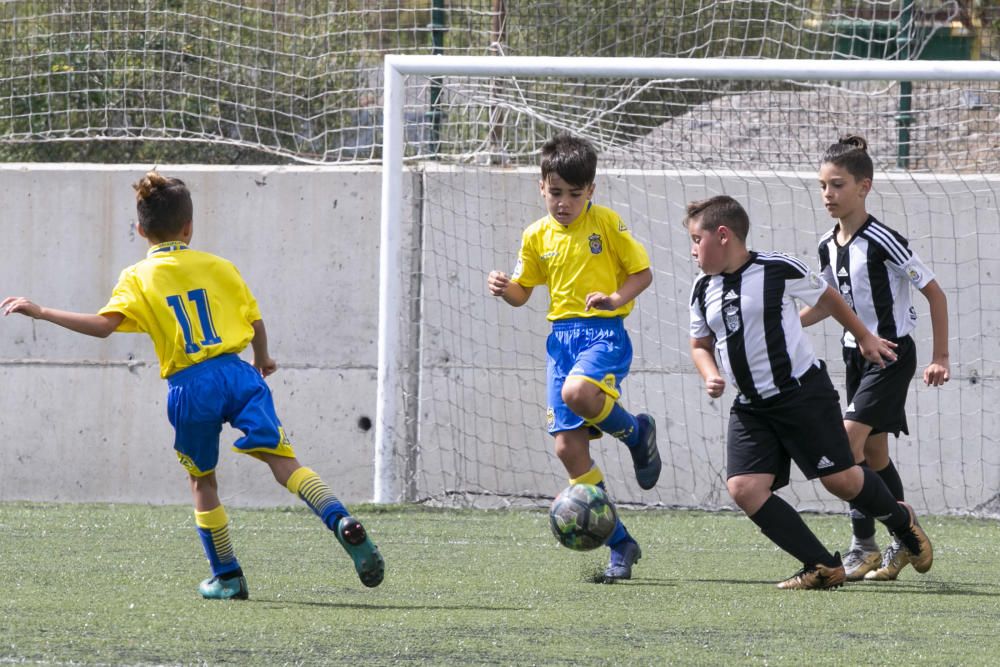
[589,394,640,448]
[286,466,349,531]
[194,505,242,578]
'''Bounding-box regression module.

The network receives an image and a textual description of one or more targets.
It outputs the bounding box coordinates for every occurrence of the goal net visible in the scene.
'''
[377,56,1000,516]
[1,1,989,162]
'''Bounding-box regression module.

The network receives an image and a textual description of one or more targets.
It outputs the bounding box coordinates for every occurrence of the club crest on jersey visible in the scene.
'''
[907,268,922,284]
[588,233,603,254]
[840,283,854,309]
[724,304,741,333]
[546,407,555,430]
[808,271,824,289]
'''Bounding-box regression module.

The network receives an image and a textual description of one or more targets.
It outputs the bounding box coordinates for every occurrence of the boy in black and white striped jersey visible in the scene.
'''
[801,136,950,581]
[686,195,933,590]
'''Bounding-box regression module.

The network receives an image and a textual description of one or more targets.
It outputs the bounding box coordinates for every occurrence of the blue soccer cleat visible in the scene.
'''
[630,413,662,490]
[199,574,249,600]
[603,538,641,583]
[336,516,385,588]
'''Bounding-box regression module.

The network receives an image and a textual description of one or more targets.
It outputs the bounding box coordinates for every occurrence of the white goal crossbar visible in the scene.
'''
[375,55,1000,503]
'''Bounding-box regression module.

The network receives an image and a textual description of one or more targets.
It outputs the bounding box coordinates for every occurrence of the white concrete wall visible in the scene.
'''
[0,164,395,507]
[1,164,997,514]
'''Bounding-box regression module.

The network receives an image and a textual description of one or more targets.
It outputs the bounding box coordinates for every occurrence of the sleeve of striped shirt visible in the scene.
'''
[689,274,712,339]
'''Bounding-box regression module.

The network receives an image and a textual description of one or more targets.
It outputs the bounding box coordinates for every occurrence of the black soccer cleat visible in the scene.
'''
[630,413,662,490]
[335,516,386,588]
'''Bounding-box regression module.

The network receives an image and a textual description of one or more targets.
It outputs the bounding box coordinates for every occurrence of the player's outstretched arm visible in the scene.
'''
[250,319,278,377]
[816,286,896,367]
[585,268,652,311]
[487,270,531,307]
[919,279,950,386]
[690,335,726,398]
[2,296,122,338]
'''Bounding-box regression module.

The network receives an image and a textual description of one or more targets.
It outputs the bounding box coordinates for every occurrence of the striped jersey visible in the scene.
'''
[511,201,650,321]
[99,241,261,378]
[817,215,933,348]
[689,251,828,402]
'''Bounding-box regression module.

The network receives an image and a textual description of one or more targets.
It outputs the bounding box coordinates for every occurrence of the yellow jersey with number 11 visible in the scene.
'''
[99,241,261,378]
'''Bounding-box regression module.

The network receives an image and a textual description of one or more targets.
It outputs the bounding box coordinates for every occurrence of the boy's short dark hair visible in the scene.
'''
[133,171,193,240]
[821,134,874,181]
[684,195,750,241]
[540,133,597,188]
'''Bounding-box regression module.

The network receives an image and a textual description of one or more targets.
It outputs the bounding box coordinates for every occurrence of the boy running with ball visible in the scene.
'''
[488,133,661,582]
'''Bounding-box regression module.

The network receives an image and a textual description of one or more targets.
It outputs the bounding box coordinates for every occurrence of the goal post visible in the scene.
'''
[376,55,1000,512]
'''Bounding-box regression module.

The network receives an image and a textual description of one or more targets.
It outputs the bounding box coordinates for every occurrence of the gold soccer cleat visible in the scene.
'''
[777,554,846,590]
[842,547,882,581]
[864,541,910,581]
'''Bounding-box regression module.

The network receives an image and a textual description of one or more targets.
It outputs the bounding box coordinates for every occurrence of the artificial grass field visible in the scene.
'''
[3,503,1000,665]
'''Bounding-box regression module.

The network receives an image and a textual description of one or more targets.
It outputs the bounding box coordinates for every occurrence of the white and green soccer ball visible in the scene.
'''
[549,483,618,551]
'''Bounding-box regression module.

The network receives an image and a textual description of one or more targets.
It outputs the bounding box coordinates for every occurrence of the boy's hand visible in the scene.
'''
[705,375,726,398]
[857,332,897,368]
[924,359,950,386]
[487,270,511,297]
[2,296,42,318]
[254,356,278,378]
[585,291,619,311]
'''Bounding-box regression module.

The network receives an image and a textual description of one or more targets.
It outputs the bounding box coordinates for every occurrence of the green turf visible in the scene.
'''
[3,503,1000,665]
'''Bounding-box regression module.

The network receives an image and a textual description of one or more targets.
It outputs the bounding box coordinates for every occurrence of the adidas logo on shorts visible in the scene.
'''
[816,456,835,470]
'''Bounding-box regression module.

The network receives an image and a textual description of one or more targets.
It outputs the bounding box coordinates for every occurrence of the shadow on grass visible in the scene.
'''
[842,580,1000,597]
[691,577,1000,596]
[250,599,531,611]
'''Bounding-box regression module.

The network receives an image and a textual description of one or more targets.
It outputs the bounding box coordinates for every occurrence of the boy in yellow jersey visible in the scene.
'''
[488,133,661,582]
[2,172,384,599]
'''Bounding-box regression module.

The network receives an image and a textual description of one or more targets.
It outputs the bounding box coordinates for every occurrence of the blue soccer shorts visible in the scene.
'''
[545,317,633,435]
[166,353,295,476]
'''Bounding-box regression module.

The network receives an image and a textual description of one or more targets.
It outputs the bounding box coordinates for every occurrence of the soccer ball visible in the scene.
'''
[548,483,618,551]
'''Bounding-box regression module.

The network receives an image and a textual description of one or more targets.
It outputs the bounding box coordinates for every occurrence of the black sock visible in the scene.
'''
[877,460,904,501]
[849,467,909,535]
[749,495,836,567]
[850,461,876,541]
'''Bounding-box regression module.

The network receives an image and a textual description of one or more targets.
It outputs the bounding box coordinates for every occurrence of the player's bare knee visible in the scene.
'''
[819,468,862,500]
[726,476,767,513]
[561,378,603,416]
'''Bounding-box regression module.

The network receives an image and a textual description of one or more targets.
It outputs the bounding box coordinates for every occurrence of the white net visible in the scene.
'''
[389,68,1000,516]
[0,1,989,163]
